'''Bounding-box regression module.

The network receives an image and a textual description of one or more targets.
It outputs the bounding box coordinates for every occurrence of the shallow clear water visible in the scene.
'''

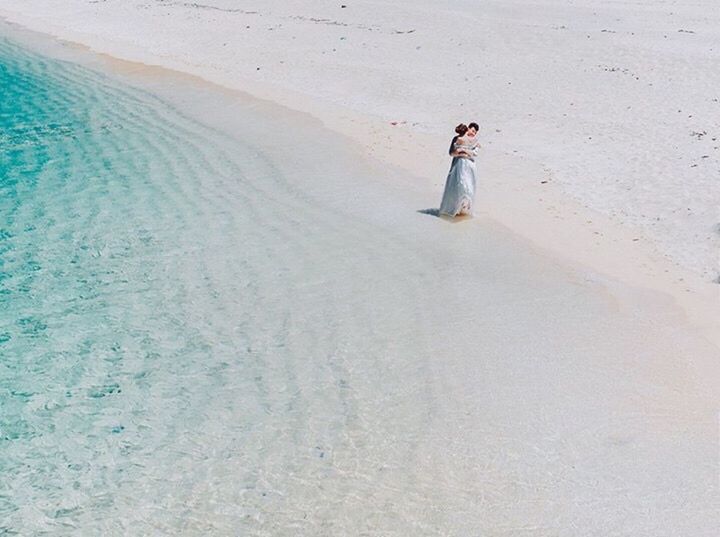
[0,35,341,533]
[0,32,451,535]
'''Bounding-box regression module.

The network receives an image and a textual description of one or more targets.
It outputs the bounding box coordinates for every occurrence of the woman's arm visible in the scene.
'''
[452,143,472,157]
[449,137,472,157]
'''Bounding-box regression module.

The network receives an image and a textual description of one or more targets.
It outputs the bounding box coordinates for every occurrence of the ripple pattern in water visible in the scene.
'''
[0,35,448,535]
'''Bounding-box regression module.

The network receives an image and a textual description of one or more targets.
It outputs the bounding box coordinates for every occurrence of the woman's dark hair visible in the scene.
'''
[468,122,479,131]
[455,123,468,136]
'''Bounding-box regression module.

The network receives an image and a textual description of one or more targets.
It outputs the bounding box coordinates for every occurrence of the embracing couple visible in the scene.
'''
[439,122,480,218]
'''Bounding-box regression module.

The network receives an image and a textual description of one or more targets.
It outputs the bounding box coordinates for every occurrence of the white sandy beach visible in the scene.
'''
[1,1,719,535]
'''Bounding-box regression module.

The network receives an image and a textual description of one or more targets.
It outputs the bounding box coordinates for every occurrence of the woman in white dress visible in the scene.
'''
[439,122,480,217]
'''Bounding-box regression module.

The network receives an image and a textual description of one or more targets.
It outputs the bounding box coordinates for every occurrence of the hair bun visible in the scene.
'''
[455,123,468,135]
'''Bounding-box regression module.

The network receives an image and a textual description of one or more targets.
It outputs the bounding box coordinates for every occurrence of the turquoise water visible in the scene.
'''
[0,36,290,533]
[0,33,448,534]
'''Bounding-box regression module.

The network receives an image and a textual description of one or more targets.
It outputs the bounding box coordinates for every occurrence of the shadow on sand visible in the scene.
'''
[417,209,473,222]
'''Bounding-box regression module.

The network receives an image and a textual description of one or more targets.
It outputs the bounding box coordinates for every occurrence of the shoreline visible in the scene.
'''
[0,11,717,347]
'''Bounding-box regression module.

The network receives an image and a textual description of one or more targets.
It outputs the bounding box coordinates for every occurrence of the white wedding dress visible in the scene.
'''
[439,139,478,217]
